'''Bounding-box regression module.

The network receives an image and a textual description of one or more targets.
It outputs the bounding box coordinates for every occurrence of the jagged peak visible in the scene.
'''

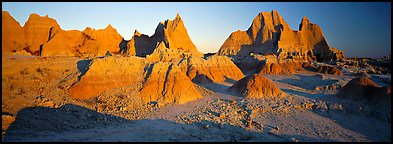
[2,11,15,20]
[27,13,51,20]
[257,10,281,17]
[24,12,60,29]
[134,30,141,36]
[299,16,312,31]
[175,13,181,20]
[156,41,168,50]
[106,24,113,29]
[301,16,310,23]
[2,10,11,16]
[104,24,118,32]
[28,13,41,18]
[83,27,94,32]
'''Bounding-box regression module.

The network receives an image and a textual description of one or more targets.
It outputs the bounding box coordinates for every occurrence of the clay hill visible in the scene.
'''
[229,74,285,98]
[218,10,344,62]
[337,77,391,104]
[139,62,203,105]
[69,56,148,100]
[124,13,204,59]
[69,56,202,105]
[69,55,243,105]
[182,55,245,83]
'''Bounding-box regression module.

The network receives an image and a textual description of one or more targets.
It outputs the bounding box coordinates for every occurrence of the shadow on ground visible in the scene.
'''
[76,59,92,80]
[281,89,331,100]
[310,100,391,142]
[194,82,239,97]
[278,74,338,90]
[3,104,333,142]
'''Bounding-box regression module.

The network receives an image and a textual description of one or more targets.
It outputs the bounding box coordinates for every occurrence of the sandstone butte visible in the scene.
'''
[2,11,123,57]
[336,77,391,104]
[23,13,61,56]
[69,56,147,100]
[2,11,61,56]
[2,11,28,55]
[125,13,204,58]
[218,10,344,62]
[257,60,304,75]
[139,62,202,105]
[41,25,123,57]
[229,74,286,98]
[69,56,202,105]
[181,55,245,83]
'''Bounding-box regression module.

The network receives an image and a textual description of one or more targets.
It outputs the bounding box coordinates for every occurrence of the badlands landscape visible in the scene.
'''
[2,10,391,142]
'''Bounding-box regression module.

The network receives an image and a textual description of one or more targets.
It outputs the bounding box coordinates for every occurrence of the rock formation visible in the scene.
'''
[23,13,61,55]
[123,30,154,56]
[2,11,28,55]
[182,55,245,83]
[139,62,202,105]
[146,41,193,62]
[191,74,214,84]
[69,56,147,100]
[126,13,204,58]
[2,11,124,57]
[218,10,344,62]
[69,56,202,105]
[229,74,285,98]
[257,60,304,75]
[41,30,84,56]
[336,77,389,102]
[42,25,123,57]
[78,25,123,56]
[217,30,252,56]
[315,65,343,75]
[302,62,343,75]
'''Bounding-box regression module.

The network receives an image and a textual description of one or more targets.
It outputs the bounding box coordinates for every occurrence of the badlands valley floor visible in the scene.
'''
[1,55,391,142]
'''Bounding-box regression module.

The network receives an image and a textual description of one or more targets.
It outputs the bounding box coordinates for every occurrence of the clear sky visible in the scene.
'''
[2,2,391,58]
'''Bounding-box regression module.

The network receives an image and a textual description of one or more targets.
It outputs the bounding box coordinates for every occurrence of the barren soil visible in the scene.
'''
[2,55,391,142]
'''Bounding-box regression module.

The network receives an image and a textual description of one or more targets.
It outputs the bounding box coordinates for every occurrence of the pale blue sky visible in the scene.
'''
[2,2,391,58]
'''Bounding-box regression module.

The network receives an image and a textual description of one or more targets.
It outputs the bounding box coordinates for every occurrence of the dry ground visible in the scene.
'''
[2,55,391,142]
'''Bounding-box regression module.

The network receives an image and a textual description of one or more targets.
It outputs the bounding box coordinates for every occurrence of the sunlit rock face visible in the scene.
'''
[126,13,204,58]
[42,25,123,57]
[218,10,344,62]
[229,74,286,98]
[2,11,28,55]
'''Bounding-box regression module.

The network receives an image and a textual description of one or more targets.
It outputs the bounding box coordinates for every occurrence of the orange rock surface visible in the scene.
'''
[139,62,202,105]
[184,55,245,82]
[23,13,61,55]
[2,11,28,55]
[69,56,147,100]
[218,10,344,62]
[229,74,285,98]
[257,61,304,75]
[127,13,204,58]
[315,65,343,75]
